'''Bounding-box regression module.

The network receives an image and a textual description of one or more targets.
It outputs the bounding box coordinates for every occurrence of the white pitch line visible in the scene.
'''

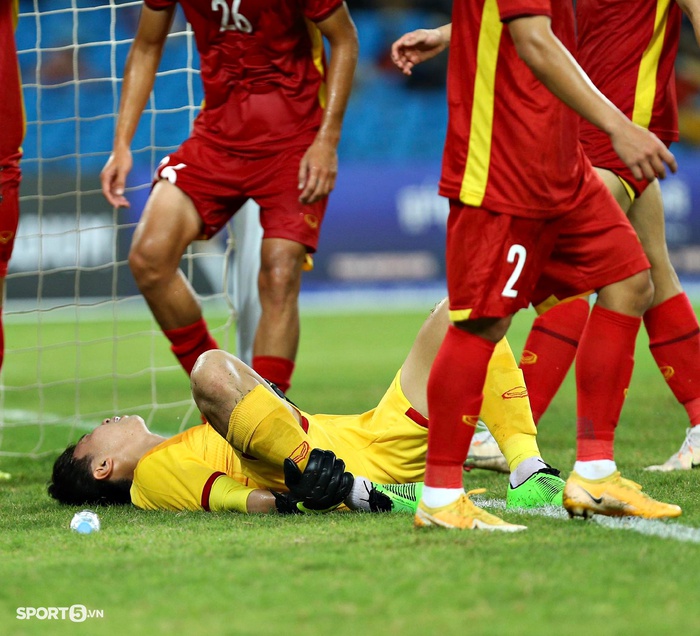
[476,497,700,544]
[592,515,700,543]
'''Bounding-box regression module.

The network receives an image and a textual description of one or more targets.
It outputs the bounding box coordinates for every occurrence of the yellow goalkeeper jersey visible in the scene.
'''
[130,369,429,513]
[131,424,261,513]
[130,336,537,514]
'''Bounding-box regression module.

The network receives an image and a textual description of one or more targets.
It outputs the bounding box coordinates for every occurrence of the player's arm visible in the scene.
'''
[298,3,359,204]
[211,460,354,515]
[100,4,175,208]
[677,0,700,45]
[508,15,677,182]
[200,474,293,514]
[208,475,279,513]
[390,24,452,76]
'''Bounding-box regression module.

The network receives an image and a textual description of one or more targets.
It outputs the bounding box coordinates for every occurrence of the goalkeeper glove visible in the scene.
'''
[272,448,354,514]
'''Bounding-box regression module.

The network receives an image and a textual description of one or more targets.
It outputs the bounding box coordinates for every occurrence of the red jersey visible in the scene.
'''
[0,0,23,161]
[144,0,342,155]
[439,0,587,218]
[578,0,681,156]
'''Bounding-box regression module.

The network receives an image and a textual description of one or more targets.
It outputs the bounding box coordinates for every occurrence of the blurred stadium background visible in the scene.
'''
[3,0,700,455]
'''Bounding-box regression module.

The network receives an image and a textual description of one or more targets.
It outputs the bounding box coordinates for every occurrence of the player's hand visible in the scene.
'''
[298,139,338,204]
[390,28,449,76]
[271,490,304,515]
[279,448,354,514]
[100,148,133,208]
[609,120,677,182]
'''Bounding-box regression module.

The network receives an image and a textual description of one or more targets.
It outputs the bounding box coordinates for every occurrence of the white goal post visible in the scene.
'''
[0,0,261,458]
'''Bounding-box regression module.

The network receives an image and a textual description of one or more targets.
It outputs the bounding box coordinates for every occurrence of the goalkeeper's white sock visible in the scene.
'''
[344,476,374,512]
[509,456,548,488]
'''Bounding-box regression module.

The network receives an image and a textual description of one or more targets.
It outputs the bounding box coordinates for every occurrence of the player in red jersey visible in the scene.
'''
[100,0,358,394]
[392,1,681,529]
[519,0,700,472]
[0,0,22,378]
[0,0,22,482]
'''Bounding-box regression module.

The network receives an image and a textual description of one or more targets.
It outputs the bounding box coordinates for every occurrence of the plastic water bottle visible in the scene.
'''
[70,510,101,534]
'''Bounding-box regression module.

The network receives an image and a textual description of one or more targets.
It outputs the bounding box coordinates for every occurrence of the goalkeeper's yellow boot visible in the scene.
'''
[563,471,682,520]
[414,489,527,532]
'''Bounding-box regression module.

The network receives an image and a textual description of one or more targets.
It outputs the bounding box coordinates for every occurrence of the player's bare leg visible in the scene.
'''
[191,350,271,437]
[129,180,219,374]
[595,269,652,317]
[129,181,203,328]
[625,181,681,305]
[593,167,632,212]
[252,237,307,392]
[595,167,682,307]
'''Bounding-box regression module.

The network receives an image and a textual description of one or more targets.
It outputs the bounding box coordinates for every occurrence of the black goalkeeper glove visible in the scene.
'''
[272,490,304,515]
[272,448,354,514]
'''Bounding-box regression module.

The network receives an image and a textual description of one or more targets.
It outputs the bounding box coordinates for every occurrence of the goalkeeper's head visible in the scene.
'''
[48,414,156,506]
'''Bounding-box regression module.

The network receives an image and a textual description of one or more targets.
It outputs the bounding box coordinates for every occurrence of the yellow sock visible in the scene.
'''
[480,337,541,471]
[227,385,312,469]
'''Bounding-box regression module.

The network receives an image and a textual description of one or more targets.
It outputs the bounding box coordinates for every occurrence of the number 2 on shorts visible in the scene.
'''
[502,244,526,298]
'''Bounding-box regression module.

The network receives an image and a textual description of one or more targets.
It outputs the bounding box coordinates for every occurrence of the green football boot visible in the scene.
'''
[369,482,424,514]
[506,466,565,509]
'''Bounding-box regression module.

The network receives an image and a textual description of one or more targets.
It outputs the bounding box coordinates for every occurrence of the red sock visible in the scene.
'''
[424,325,495,489]
[253,355,295,394]
[575,304,641,461]
[164,318,219,376]
[520,298,589,424]
[644,293,700,425]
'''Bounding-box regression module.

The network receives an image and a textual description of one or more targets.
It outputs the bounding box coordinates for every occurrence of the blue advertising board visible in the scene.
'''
[304,152,700,289]
[304,162,448,289]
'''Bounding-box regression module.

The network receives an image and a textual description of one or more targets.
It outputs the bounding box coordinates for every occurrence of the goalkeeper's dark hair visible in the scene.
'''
[48,443,132,506]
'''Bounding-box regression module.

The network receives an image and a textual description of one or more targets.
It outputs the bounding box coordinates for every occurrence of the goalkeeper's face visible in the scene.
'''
[74,415,150,467]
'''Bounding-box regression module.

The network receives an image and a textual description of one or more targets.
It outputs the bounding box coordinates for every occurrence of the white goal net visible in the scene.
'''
[1,0,260,458]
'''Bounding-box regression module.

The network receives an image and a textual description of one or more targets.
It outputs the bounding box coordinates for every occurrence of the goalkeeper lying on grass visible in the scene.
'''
[48,300,564,515]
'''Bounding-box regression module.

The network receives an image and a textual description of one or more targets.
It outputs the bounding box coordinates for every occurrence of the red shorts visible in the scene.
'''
[581,134,673,199]
[154,136,327,252]
[446,169,650,320]
[0,154,21,276]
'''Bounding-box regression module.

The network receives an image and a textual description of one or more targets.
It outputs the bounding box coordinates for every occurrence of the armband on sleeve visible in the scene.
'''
[208,475,256,513]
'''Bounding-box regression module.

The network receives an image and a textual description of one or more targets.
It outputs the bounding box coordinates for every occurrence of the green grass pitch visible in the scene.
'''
[1,306,700,635]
